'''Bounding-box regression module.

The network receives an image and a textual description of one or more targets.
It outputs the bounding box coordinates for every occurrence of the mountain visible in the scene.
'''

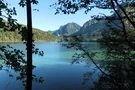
[49,20,108,41]
[79,20,106,34]
[32,28,59,42]
[0,27,59,42]
[52,22,81,36]
[69,19,108,41]
[81,20,107,41]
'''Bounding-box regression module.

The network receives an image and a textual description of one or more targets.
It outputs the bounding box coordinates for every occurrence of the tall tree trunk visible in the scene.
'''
[26,0,32,90]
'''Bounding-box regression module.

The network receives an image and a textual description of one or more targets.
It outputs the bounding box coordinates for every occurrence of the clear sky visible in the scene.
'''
[7,0,111,31]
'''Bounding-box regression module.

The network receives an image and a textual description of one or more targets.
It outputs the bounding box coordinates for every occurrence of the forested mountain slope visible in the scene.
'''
[0,27,58,42]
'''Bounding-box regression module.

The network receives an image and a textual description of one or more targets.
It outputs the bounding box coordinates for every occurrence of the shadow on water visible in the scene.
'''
[0,42,102,90]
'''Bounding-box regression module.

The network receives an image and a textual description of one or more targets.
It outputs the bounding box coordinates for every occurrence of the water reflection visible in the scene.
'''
[0,42,100,90]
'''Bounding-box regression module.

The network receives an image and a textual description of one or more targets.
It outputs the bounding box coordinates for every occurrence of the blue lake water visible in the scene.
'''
[0,42,100,90]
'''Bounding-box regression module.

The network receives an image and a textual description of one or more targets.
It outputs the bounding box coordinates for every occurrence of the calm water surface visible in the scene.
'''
[0,42,100,90]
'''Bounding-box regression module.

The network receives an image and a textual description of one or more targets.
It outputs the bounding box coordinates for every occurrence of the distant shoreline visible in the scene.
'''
[0,40,97,43]
[0,41,59,43]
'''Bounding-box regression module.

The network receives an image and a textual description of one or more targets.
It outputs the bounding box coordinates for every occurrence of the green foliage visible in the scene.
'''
[0,44,44,89]
[0,26,58,42]
[0,0,46,89]
[95,27,135,89]
[19,0,39,7]
[54,0,135,90]
[51,0,111,14]
[33,28,58,42]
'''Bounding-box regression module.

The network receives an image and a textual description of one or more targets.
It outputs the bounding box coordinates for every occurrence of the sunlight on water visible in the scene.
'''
[0,42,100,90]
[33,51,75,66]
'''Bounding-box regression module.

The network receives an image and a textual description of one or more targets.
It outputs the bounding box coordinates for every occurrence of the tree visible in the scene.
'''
[0,0,43,90]
[52,0,135,89]
[26,0,33,90]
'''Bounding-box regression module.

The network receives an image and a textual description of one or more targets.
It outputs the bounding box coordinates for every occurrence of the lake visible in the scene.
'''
[0,42,101,90]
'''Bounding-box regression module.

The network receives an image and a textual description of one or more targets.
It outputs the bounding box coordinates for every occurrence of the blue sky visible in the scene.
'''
[7,0,111,31]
